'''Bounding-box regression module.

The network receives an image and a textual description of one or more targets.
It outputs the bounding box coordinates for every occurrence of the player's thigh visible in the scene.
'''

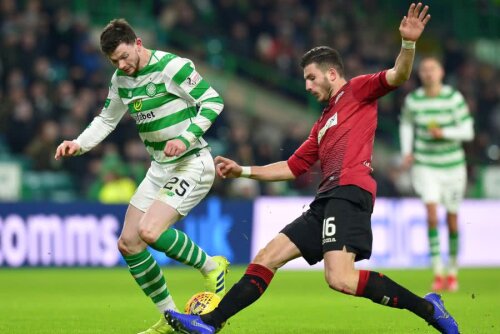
[442,166,467,213]
[140,199,181,239]
[253,233,302,270]
[157,149,215,216]
[412,165,440,203]
[323,249,358,292]
[322,194,373,262]
[280,206,324,266]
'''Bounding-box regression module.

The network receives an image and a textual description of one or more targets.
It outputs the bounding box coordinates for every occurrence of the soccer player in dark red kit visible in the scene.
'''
[166,3,459,333]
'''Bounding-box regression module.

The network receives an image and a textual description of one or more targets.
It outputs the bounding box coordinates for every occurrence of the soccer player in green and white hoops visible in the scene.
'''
[399,56,474,292]
[54,19,229,334]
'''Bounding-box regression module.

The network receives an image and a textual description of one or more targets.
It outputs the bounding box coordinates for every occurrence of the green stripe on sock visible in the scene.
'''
[123,250,169,304]
[449,232,459,256]
[152,228,208,269]
[428,228,440,256]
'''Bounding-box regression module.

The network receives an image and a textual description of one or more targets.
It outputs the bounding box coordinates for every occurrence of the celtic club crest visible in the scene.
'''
[146,82,157,97]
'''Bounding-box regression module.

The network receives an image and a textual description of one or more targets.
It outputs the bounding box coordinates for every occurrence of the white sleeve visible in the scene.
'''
[441,91,474,142]
[74,79,127,154]
[399,97,414,155]
[442,117,474,142]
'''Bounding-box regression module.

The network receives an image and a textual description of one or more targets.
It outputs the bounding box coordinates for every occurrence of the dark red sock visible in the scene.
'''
[201,264,274,329]
[356,270,434,322]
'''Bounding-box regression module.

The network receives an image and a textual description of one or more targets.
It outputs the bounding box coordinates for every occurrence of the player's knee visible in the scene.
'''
[325,272,352,294]
[253,248,281,270]
[138,225,160,245]
[118,235,144,255]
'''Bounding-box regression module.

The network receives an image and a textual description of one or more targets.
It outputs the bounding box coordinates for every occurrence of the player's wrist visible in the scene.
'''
[72,139,83,155]
[401,39,416,49]
[240,166,251,178]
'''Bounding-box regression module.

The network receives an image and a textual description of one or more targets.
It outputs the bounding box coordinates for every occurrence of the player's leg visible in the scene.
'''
[324,250,459,333]
[414,165,445,290]
[119,204,175,334]
[443,166,466,292]
[203,233,302,328]
[140,200,225,278]
[165,207,319,334]
[321,191,459,333]
[445,212,459,291]
[142,152,228,295]
[426,202,445,290]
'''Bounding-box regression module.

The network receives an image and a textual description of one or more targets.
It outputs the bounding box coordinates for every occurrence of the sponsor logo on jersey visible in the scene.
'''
[362,160,373,172]
[133,99,143,111]
[318,112,338,143]
[146,82,157,97]
[133,111,156,123]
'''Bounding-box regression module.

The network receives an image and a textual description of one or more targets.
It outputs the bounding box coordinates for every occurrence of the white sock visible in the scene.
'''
[448,256,458,277]
[156,295,177,313]
[200,256,217,275]
[431,255,444,277]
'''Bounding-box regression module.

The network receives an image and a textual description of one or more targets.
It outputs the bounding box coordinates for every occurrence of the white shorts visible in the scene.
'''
[411,164,467,213]
[130,148,215,216]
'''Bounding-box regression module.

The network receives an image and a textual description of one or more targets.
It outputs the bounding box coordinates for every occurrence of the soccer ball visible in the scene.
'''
[184,291,221,315]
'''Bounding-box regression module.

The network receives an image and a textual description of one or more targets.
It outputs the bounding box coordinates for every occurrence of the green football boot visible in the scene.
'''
[137,317,174,334]
[203,256,230,298]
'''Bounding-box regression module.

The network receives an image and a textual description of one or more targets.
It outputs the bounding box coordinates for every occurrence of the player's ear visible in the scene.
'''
[327,67,337,82]
[136,38,143,49]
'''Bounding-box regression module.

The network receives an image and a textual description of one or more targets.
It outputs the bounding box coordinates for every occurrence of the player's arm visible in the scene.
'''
[215,123,319,182]
[386,3,431,87]
[55,77,127,160]
[399,96,415,169]
[439,118,474,141]
[215,157,295,181]
[429,92,474,141]
[163,58,224,156]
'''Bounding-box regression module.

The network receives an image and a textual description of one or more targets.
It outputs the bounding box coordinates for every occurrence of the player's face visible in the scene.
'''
[303,63,333,102]
[108,41,141,75]
[418,58,444,87]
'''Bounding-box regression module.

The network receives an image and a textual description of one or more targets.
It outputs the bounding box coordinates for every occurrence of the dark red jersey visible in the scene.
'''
[287,71,396,200]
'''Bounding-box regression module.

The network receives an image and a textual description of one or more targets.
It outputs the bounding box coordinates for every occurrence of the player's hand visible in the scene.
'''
[54,140,81,160]
[401,154,414,170]
[164,139,187,157]
[399,3,431,42]
[428,127,444,139]
[214,156,243,179]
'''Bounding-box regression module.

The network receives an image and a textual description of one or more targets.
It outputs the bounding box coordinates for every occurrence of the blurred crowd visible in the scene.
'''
[1,0,499,202]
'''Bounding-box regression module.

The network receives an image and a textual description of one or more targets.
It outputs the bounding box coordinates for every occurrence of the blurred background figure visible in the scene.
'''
[87,150,137,204]
[399,56,474,292]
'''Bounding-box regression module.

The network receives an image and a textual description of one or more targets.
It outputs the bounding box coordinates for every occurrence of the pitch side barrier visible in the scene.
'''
[252,197,500,269]
[0,197,499,268]
[0,198,252,267]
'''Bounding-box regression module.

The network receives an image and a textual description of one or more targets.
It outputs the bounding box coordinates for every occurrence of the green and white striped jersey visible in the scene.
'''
[75,50,224,163]
[400,85,473,168]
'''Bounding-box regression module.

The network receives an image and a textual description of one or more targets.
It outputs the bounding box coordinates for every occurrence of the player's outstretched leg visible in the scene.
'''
[165,310,215,334]
[203,255,230,298]
[424,293,460,334]
[152,229,229,297]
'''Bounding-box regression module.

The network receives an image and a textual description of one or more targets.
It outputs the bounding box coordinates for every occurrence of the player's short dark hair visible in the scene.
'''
[300,46,344,77]
[100,19,137,55]
[419,55,444,67]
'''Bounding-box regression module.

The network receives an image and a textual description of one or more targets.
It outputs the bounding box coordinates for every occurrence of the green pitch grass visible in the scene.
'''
[1,267,498,333]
